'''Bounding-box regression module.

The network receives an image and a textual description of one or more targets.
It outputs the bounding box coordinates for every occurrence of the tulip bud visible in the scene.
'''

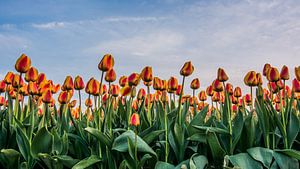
[0,81,6,93]
[0,96,5,106]
[128,73,140,87]
[25,67,38,82]
[244,71,257,86]
[217,68,228,82]
[12,74,24,88]
[168,76,178,91]
[141,66,153,83]
[212,79,223,92]
[63,76,74,91]
[275,103,281,112]
[190,78,200,90]
[232,104,238,113]
[267,67,280,82]
[28,82,38,95]
[263,63,271,76]
[225,83,233,95]
[198,90,207,101]
[74,76,85,90]
[268,82,279,93]
[121,86,132,97]
[280,65,289,80]
[176,85,183,96]
[180,61,194,77]
[231,95,238,104]
[130,113,140,126]
[58,91,70,104]
[98,54,114,72]
[137,88,146,100]
[153,77,162,90]
[4,72,14,84]
[15,53,31,73]
[20,85,28,96]
[132,100,138,111]
[292,78,300,92]
[295,66,300,81]
[244,94,252,105]
[212,92,220,102]
[85,78,100,96]
[37,73,47,85]
[105,69,117,83]
[110,84,120,97]
[85,98,93,107]
[119,76,128,87]
[41,89,53,103]
[161,80,167,91]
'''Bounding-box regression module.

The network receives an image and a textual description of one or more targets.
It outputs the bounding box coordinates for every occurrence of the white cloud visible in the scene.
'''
[32,22,65,29]
[103,16,169,22]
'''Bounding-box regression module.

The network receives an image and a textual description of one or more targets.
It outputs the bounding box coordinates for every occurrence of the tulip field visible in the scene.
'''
[0,54,300,169]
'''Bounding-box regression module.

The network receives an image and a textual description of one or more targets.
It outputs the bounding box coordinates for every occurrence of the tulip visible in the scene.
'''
[41,89,53,103]
[98,54,114,72]
[168,76,178,92]
[244,94,252,105]
[58,91,70,104]
[266,67,280,82]
[295,66,300,81]
[87,78,100,96]
[110,84,120,97]
[132,100,139,112]
[206,85,214,97]
[63,76,74,91]
[37,73,47,85]
[120,86,132,97]
[153,77,162,90]
[292,78,300,92]
[190,78,200,90]
[244,71,257,87]
[231,95,238,104]
[161,91,169,103]
[85,98,93,107]
[137,88,146,100]
[180,61,194,77]
[119,76,128,87]
[12,74,24,88]
[234,87,242,98]
[0,96,5,106]
[130,113,140,126]
[105,69,117,83]
[212,79,223,92]
[74,76,85,90]
[141,66,153,83]
[198,90,207,101]
[263,63,271,76]
[256,73,263,86]
[225,83,233,95]
[268,82,279,94]
[212,92,220,102]
[71,108,79,119]
[25,67,38,82]
[15,53,31,73]
[232,104,238,113]
[128,73,140,87]
[161,80,167,91]
[4,72,14,84]
[280,65,289,80]
[217,68,229,82]
[176,85,183,96]
[0,81,6,93]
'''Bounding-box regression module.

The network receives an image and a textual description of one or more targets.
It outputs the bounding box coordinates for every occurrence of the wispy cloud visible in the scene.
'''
[32,22,65,29]
[103,16,169,22]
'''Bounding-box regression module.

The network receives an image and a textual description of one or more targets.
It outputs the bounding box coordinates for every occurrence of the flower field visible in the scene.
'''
[0,54,299,169]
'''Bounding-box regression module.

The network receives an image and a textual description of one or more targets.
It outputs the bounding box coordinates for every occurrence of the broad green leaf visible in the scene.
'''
[142,129,165,145]
[84,127,112,147]
[232,111,244,150]
[287,111,300,148]
[0,149,20,168]
[54,155,79,168]
[275,149,300,160]
[187,133,206,143]
[154,161,174,169]
[273,151,299,169]
[72,155,101,169]
[207,132,226,162]
[31,127,53,158]
[228,153,263,169]
[193,125,229,135]
[247,147,273,168]
[189,154,208,169]
[16,127,30,162]
[187,106,209,135]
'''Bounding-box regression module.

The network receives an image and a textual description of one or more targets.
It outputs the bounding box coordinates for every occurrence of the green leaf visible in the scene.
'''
[247,147,273,168]
[16,127,30,162]
[31,127,53,158]
[193,125,230,135]
[273,151,299,169]
[232,111,244,150]
[189,154,208,169]
[54,155,79,168]
[228,153,263,169]
[0,149,20,168]
[72,155,101,169]
[187,133,206,143]
[275,149,300,160]
[155,161,174,169]
[84,127,112,148]
[142,130,164,145]
[287,111,300,148]
[112,130,156,157]
[187,106,209,135]
[207,132,226,163]
[138,154,152,169]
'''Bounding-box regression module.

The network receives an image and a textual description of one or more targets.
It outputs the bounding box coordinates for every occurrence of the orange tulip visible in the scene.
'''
[58,91,70,104]
[120,85,132,97]
[41,89,53,103]
[161,91,169,102]
[280,65,289,80]
[256,73,263,86]
[15,53,31,73]
[168,76,178,91]
[137,88,146,100]
[74,76,85,90]
[63,76,74,91]
[85,98,93,107]
[198,90,207,101]
[28,82,38,95]
[0,81,6,93]
[292,78,300,92]
[98,54,114,72]
[85,78,100,96]
[212,92,220,102]
[105,69,117,83]
[119,76,128,87]
[180,61,194,77]
[268,82,279,93]
[233,87,242,98]
[212,79,223,92]
[217,68,229,82]
[37,73,47,85]
[0,96,5,106]
[190,78,200,90]
[128,73,140,87]
[132,100,139,111]
[110,84,120,97]
[263,63,271,76]
[225,83,233,95]
[4,72,14,84]
[153,77,162,90]
[244,94,252,105]
[266,67,280,82]
[141,66,153,83]
[12,74,24,88]
[206,85,214,97]
[130,113,140,126]
[295,66,300,81]
[20,85,28,96]
[99,84,107,95]
[176,85,183,96]
[25,67,38,82]
[244,71,257,86]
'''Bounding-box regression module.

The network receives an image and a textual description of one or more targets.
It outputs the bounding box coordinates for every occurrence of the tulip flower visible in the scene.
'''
[225,83,233,95]
[41,89,53,103]
[119,76,128,87]
[266,67,280,82]
[110,84,120,97]
[244,94,252,105]
[217,68,229,82]
[280,65,289,80]
[295,66,300,81]
[190,78,200,90]
[198,90,207,101]
[4,72,14,84]
[24,67,38,82]
[231,95,238,104]
[176,85,183,96]
[85,98,93,107]
[37,73,47,85]
[244,71,257,87]
[212,79,223,92]
[12,74,24,88]
[105,69,117,83]
[128,73,140,87]
[74,76,85,90]
[130,113,140,126]
[168,76,178,92]
[180,61,194,77]
[233,87,242,98]
[0,96,5,106]
[120,86,132,97]
[153,77,162,91]
[141,66,153,83]
[98,54,114,72]
[161,80,167,91]
[292,78,300,92]
[263,63,271,76]
[63,76,74,91]
[0,81,6,93]
[137,88,146,100]
[206,85,214,97]
[256,73,263,86]
[15,53,31,73]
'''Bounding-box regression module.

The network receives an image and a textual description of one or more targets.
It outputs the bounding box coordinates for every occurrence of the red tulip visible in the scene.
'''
[206,85,214,97]
[58,91,70,104]
[63,76,74,91]
[266,67,280,82]
[105,69,117,82]
[244,71,257,86]
[176,85,183,96]
[119,76,128,87]
[280,65,289,80]
[4,72,14,84]
[295,66,300,81]
[25,67,38,82]
[212,79,223,92]
[198,90,207,101]
[0,81,6,93]
[15,53,31,73]
[180,61,194,77]
[140,66,153,83]
[168,76,178,91]
[153,77,162,90]
[110,84,120,97]
[41,89,53,103]
[130,113,140,126]
[217,68,228,82]
[292,78,300,92]
[137,88,146,100]
[37,73,47,85]
[225,83,233,95]
[190,78,200,90]
[74,76,85,90]
[233,87,242,98]
[120,86,132,97]
[263,63,271,76]
[128,73,140,87]
[28,82,39,95]
[98,54,114,72]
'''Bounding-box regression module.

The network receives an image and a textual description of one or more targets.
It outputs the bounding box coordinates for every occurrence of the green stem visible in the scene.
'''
[78,90,82,121]
[164,103,168,162]
[147,85,152,127]
[178,76,185,126]
[135,127,138,169]
[98,71,104,110]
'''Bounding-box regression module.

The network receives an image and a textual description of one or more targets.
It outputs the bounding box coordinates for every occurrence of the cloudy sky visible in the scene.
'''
[0,0,299,95]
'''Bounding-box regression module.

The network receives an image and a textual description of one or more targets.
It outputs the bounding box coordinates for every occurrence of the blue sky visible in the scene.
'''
[1,0,300,95]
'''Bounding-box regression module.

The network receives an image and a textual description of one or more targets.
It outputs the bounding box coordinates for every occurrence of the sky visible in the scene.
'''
[0,0,300,96]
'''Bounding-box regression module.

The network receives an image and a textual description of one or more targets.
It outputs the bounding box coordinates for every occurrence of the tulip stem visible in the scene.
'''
[147,86,152,127]
[250,86,253,110]
[78,90,82,121]
[135,127,138,169]
[164,103,169,162]
[98,71,104,110]
[13,72,22,125]
[178,76,185,126]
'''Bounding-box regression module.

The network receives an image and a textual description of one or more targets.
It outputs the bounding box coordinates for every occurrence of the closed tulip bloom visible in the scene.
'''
[180,61,194,77]
[212,79,223,92]
[74,76,85,90]
[28,82,39,95]
[198,90,207,101]
[19,85,28,96]
[110,84,120,97]
[85,98,93,107]
[234,87,242,98]
[132,100,139,111]
[161,80,167,91]
[137,88,146,100]
[292,78,300,92]
[4,72,14,84]
[120,85,132,97]
[244,94,252,105]
[130,113,140,126]
[276,80,284,90]
[256,73,263,86]
[225,83,233,95]
[280,65,289,80]
[15,53,31,73]
[212,92,220,102]
[85,78,100,96]
[231,95,238,104]
[176,85,183,96]
[0,81,6,93]
[141,66,153,82]
[119,76,128,87]
[52,84,60,94]
[63,76,74,91]
[105,69,117,82]
[168,76,178,91]
[232,104,238,113]
[206,85,214,97]
[267,67,280,82]
[190,78,200,90]
[295,66,300,81]
[263,63,271,76]
[217,68,229,82]
[0,96,5,106]
[25,67,38,82]
[244,71,257,86]
[37,73,47,85]
[275,103,281,112]
[41,89,53,103]
[12,74,24,88]
[98,54,114,72]
[268,82,279,93]
[128,73,140,87]
[153,77,162,90]
[58,91,70,104]
[99,84,107,95]
[161,91,169,103]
